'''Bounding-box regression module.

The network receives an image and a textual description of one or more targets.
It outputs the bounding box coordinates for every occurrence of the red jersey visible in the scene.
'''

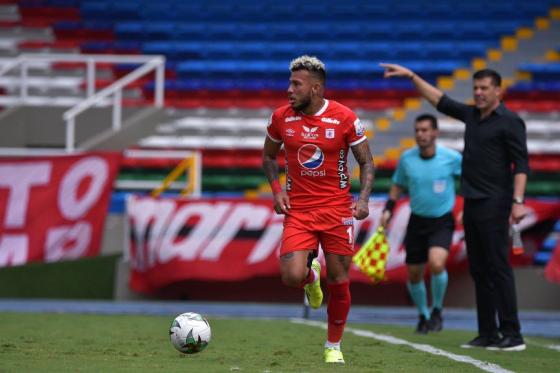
[267,99,367,210]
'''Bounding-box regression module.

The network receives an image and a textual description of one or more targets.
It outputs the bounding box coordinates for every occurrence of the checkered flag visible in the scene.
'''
[352,226,389,283]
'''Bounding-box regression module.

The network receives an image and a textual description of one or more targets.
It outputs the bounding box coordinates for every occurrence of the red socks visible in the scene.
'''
[327,281,351,343]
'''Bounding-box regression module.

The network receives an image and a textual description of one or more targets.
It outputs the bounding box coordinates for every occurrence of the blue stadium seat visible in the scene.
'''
[236,42,271,59]
[519,63,560,80]
[362,23,394,40]
[393,3,427,20]
[145,23,176,40]
[394,42,426,59]
[236,23,270,40]
[115,22,144,40]
[361,42,397,61]
[456,22,495,39]
[426,22,459,40]
[534,251,552,265]
[425,42,460,59]
[80,2,108,18]
[394,22,427,39]
[456,41,493,59]
[61,0,560,112]
[112,2,140,20]
[205,23,240,40]
[490,21,526,35]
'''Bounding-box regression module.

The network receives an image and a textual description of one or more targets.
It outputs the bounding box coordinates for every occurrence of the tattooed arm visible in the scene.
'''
[350,140,375,220]
[263,136,290,214]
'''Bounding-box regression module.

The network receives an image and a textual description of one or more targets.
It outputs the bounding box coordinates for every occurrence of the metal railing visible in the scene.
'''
[0,53,165,153]
[122,149,202,198]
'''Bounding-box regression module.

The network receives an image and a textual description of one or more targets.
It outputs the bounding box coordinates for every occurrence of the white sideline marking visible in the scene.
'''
[525,338,560,352]
[291,318,514,373]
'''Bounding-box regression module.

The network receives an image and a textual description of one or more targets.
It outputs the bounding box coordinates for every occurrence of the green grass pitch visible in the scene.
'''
[0,312,558,372]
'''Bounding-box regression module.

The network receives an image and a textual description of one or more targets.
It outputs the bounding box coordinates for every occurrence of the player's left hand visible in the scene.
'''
[511,203,527,224]
[273,191,290,215]
[352,199,369,220]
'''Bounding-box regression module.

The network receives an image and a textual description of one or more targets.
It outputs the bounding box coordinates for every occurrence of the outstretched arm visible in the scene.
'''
[262,136,290,214]
[380,63,443,107]
[350,140,375,220]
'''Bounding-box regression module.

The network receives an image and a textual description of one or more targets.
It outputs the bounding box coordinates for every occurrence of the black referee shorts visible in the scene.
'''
[404,212,455,265]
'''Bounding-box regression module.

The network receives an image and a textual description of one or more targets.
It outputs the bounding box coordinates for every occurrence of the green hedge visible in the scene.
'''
[0,254,120,299]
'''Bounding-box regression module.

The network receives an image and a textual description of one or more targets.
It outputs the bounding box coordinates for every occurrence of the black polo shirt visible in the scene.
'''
[437,95,529,199]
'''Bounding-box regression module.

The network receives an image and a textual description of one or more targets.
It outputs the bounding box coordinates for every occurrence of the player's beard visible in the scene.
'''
[291,94,312,112]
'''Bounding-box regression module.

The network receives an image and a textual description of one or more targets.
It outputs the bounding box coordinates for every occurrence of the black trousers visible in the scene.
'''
[463,197,522,338]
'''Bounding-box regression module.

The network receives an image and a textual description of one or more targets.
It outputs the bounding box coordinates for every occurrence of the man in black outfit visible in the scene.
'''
[380,63,529,351]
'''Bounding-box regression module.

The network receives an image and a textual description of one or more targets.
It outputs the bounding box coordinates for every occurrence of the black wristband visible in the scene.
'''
[384,199,396,213]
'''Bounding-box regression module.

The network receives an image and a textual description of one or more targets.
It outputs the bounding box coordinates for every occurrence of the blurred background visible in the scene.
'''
[0,0,559,310]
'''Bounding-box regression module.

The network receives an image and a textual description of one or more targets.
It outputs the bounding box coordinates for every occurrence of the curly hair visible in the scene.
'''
[289,55,326,83]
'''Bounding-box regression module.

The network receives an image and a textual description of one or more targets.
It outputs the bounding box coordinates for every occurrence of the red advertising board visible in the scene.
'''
[127,196,560,294]
[0,152,121,267]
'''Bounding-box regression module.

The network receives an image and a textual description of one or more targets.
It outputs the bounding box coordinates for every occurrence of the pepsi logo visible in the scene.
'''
[298,144,324,170]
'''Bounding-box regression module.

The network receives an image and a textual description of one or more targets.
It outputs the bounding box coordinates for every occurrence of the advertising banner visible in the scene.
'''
[127,196,560,293]
[0,153,121,267]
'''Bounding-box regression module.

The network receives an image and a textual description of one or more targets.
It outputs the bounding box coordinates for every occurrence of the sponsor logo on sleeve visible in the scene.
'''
[354,118,365,137]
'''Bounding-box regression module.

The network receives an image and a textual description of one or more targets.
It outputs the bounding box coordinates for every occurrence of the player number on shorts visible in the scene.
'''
[347,226,353,244]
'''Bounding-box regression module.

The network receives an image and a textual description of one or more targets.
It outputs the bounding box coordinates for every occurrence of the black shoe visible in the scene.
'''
[460,335,501,349]
[486,336,526,351]
[428,308,443,332]
[415,315,430,334]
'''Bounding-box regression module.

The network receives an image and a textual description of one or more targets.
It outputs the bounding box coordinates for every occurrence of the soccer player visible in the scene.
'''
[380,114,462,334]
[381,63,529,351]
[263,55,375,363]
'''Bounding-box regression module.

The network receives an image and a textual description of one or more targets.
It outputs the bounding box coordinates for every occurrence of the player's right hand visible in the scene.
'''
[379,63,413,79]
[273,192,290,214]
[380,209,392,228]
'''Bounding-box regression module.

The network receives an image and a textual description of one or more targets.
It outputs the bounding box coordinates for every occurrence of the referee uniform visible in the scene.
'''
[394,145,461,262]
[393,144,462,331]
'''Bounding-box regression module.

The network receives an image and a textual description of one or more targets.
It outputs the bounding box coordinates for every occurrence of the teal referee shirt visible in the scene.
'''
[392,145,462,217]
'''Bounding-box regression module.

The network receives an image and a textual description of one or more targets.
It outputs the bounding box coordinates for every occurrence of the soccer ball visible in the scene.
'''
[169,312,211,354]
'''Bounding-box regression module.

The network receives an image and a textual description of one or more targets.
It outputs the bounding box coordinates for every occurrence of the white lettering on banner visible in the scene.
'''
[58,157,108,220]
[45,221,92,262]
[385,204,409,269]
[128,197,176,270]
[159,202,231,263]
[0,163,51,228]
[200,203,271,260]
[129,199,473,272]
[128,199,287,268]
[0,234,28,266]
[247,214,283,263]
